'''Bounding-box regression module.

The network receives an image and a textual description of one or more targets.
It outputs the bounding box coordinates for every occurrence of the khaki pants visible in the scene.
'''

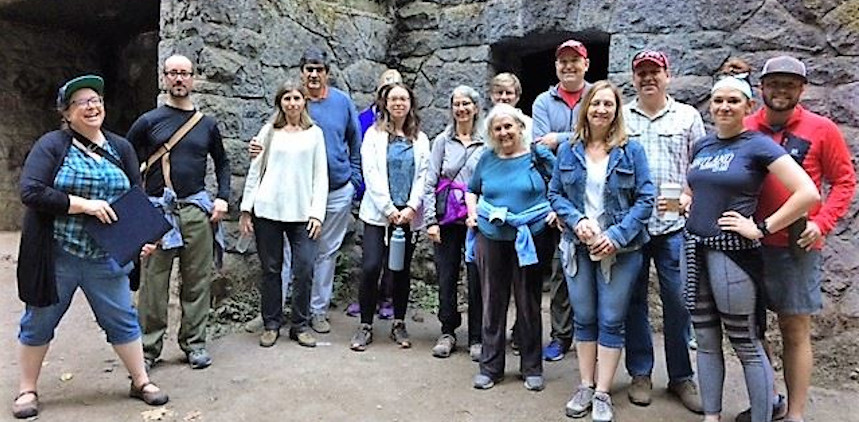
[139,205,213,359]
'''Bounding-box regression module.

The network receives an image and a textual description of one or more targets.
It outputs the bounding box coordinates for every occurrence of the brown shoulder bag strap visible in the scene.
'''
[140,111,204,176]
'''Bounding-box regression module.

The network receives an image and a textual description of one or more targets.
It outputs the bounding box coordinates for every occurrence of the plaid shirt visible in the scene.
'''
[623,96,705,236]
[53,142,130,259]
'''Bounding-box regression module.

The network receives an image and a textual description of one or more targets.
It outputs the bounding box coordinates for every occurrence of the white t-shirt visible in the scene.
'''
[584,154,608,224]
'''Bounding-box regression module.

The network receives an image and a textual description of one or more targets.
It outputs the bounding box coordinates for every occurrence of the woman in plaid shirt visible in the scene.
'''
[13,75,168,419]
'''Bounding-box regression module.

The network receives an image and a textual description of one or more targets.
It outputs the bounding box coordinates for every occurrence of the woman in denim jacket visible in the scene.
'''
[548,80,655,422]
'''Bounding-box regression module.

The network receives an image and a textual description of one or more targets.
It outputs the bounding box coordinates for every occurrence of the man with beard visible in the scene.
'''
[622,50,704,413]
[127,54,231,371]
[736,55,856,422]
[531,39,593,362]
[250,47,363,335]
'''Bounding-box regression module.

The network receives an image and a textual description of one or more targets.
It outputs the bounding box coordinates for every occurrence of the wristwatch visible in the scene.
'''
[756,220,771,237]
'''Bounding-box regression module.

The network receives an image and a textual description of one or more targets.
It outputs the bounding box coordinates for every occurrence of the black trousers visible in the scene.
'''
[360,224,415,325]
[476,230,550,379]
[434,224,481,344]
[253,216,317,332]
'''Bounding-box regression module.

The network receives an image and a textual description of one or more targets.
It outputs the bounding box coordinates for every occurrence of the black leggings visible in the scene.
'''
[360,224,415,325]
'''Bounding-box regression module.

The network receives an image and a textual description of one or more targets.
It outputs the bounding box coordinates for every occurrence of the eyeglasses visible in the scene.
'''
[303,65,326,74]
[163,70,194,79]
[69,96,103,108]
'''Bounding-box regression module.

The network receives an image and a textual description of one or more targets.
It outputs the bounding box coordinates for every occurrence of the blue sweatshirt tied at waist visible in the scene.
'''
[149,188,225,268]
[465,198,552,267]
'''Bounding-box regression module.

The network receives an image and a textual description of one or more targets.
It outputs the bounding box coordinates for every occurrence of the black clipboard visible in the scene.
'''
[84,186,172,265]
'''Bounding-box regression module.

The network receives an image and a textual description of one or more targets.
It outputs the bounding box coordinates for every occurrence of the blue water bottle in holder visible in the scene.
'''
[388,227,406,271]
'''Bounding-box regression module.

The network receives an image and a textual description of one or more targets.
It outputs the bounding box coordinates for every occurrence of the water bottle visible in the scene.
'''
[235,232,254,254]
[388,227,406,271]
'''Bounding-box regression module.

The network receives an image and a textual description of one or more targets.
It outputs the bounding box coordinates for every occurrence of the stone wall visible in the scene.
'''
[0,20,102,230]
[161,0,859,327]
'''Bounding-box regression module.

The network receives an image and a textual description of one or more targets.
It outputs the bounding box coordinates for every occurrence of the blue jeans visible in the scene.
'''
[19,244,140,346]
[624,230,694,383]
[566,247,642,349]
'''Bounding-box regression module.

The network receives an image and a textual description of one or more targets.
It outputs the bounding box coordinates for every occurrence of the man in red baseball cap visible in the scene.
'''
[622,49,705,414]
[531,39,593,364]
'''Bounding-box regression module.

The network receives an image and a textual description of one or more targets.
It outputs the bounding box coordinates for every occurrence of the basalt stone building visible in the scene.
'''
[1,0,858,325]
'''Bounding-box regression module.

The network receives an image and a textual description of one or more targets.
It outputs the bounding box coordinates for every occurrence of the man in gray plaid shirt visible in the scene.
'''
[622,50,706,414]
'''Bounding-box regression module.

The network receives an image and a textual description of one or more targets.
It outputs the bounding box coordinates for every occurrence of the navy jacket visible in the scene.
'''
[18,130,141,306]
[548,139,655,250]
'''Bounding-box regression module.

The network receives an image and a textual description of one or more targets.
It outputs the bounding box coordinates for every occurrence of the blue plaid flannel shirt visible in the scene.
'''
[53,142,130,258]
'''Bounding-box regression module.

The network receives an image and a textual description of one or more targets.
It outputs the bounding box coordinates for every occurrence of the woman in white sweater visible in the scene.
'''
[351,82,430,351]
[240,80,328,348]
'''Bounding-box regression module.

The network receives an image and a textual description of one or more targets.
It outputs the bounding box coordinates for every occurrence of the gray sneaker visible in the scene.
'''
[592,391,614,422]
[310,314,331,333]
[244,315,264,333]
[565,384,595,418]
[431,334,456,358]
[186,349,212,369]
[390,319,411,348]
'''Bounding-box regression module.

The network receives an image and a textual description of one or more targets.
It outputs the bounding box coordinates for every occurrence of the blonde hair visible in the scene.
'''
[574,80,628,150]
[490,72,522,95]
[484,103,529,154]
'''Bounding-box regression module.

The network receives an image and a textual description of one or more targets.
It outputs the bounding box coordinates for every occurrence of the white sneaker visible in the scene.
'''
[592,391,614,422]
[565,384,594,418]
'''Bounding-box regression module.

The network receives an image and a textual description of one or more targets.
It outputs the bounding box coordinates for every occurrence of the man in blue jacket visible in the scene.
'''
[531,39,593,362]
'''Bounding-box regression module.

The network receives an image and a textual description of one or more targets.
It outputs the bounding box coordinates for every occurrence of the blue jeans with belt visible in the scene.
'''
[624,230,694,383]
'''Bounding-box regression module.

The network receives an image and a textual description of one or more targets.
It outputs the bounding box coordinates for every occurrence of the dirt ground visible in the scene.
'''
[2,232,858,422]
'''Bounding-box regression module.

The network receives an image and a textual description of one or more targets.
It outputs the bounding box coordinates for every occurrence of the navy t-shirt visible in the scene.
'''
[686,130,786,237]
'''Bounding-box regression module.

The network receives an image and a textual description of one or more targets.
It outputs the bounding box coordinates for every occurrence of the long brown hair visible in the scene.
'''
[375,82,420,142]
[574,80,627,150]
[272,79,314,130]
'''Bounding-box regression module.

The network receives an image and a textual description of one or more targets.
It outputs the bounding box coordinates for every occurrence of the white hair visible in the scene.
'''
[484,103,529,154]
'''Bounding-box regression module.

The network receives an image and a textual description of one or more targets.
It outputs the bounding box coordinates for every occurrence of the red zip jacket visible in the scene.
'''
[745,105,856,249]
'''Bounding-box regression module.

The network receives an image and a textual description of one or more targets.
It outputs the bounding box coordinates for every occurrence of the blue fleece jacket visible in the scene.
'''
[308,87,363,191]
[531,83,592,147]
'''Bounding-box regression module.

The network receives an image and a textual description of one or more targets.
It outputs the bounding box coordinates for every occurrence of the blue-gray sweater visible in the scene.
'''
[531,83,593,146]
[307,87,363,191]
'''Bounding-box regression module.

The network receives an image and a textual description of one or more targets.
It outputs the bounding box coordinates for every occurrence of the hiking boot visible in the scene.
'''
[310,314,331,333]
[628,375,652,406]
[592,391,614,422]
[390,319,411,348]
[735,393,787,422]
[565,384,595,418]
[244,315,264,333]
[473,373,501,390]
[469,343,482,362]
[523,375,545,392]
[543,338,568,361]
[350,323,373,352]
[378,301,394,319]
[345,302,360,317]
[289,329,317,348]
[432,334,456,358]
[668,379,703,414]
[260,329,279,347]
[186,349,212,369]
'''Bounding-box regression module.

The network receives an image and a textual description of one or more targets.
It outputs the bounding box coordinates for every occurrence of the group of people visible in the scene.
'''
[12,37,855,422]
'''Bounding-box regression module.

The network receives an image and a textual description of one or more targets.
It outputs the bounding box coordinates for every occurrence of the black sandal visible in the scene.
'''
[129,381,169,406]
[12,390,38,419]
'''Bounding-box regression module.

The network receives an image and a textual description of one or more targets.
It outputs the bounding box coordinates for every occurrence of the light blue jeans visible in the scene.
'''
[565,246,643,349]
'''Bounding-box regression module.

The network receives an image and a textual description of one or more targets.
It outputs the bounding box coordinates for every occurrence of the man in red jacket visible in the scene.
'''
[741,55,856,422]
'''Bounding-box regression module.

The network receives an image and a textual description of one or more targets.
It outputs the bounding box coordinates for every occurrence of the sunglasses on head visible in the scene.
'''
[713,71,754,87]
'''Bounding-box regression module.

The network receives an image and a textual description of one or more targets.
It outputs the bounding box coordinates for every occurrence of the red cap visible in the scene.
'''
[632,50,670,70]
[556,40,588,59]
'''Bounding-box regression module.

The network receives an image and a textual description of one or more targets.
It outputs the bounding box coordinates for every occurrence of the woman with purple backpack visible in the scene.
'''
[423,85,486,361]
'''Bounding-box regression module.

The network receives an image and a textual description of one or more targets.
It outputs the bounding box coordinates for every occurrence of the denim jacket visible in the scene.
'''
[548,138,655,250]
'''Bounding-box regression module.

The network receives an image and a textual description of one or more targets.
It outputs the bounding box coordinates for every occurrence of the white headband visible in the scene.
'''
[711,76,752,99]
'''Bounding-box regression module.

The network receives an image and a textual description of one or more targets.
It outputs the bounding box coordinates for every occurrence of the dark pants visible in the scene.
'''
[434,224,481,345]
[476,231,549,379]
[360,224,415,325]
[545,228,572,347]
[254,217,317,333]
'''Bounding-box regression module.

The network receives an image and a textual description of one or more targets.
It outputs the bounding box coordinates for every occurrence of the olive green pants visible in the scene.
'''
[139,205,213,359]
